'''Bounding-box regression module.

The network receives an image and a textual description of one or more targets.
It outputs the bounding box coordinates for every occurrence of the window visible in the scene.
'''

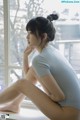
[9,0,45,84]
[0,0,80,106]
[5,0,46,105]
[0,0,5,91]
[55,21,80,79]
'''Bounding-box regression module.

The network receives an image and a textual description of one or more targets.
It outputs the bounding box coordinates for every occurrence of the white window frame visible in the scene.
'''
[3,0,10,86]
[3,0,38,108]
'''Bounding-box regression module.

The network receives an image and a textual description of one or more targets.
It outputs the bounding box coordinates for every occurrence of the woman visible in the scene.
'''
[0,14,80,120]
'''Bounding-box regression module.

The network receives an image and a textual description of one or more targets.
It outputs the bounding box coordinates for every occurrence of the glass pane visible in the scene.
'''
[9,0,80,67]
[0,67,5,92]
[9,0,45,67]
[9,68,22,84]
[56,42,80,79]
[8,0,80,105]
[55,24,80,40]
[0,0,4,64]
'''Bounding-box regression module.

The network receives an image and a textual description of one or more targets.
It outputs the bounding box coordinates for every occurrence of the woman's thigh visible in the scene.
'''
[60,107,80,120]
[17,80,80,120]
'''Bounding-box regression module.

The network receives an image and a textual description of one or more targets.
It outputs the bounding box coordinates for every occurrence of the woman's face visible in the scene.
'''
[26,31,41,48]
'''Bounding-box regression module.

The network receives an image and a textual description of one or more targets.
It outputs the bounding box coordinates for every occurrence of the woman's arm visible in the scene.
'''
[23,46,37,84]
[25,65,64,102]
[36,73,65,102]
[23,46,33,74]
[25,66,37,85]
[32,56,65,102]
[23,45,35,75]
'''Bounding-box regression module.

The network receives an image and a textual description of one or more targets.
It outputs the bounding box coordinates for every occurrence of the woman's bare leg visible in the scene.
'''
[0,94,25,113]
[0,79,63,120]
[0,67,37,113]
[0,79,79,120]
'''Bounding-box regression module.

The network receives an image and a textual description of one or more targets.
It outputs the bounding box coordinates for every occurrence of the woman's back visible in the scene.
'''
[32,44,80,110]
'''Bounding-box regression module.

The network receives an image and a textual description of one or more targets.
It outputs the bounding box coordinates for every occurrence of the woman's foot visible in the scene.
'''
[0,103,20,113]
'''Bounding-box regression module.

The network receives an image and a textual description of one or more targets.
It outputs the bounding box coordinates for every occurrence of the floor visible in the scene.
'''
[0,107,49,120]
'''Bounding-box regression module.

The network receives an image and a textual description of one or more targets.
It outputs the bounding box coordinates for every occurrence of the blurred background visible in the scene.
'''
[0,0,80,106]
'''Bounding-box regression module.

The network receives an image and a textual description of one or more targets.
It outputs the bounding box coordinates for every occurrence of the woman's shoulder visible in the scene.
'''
[32,54,44,64]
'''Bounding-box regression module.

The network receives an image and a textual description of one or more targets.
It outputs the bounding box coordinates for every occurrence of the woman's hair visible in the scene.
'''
[26,14,58,42]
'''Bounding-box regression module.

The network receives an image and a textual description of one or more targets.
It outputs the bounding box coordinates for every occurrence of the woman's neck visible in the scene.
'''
[36,42,48,53]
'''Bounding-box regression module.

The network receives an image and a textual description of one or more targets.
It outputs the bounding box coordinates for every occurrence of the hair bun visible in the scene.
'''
[47,13,59,21]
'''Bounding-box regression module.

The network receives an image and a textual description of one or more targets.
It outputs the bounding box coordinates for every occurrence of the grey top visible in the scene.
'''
[32,44,80,110]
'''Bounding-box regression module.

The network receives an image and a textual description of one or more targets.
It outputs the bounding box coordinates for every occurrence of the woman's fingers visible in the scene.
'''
[24,46,34,56]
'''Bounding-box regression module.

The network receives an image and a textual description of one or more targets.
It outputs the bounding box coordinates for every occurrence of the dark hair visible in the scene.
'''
[26,14,58,42]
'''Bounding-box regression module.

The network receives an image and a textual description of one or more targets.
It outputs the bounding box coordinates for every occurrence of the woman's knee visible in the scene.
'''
[16,79,27,90]
[16,79,34,96]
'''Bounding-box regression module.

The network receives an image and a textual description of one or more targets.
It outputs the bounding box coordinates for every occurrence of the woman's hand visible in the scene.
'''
[23,45,35,75]
[24,45,34,57]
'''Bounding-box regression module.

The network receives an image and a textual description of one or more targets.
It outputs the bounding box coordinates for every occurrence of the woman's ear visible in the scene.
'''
[41,33,48,41]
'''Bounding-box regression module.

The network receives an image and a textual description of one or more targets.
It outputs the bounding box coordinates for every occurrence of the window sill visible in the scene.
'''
[21,100,38,109]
